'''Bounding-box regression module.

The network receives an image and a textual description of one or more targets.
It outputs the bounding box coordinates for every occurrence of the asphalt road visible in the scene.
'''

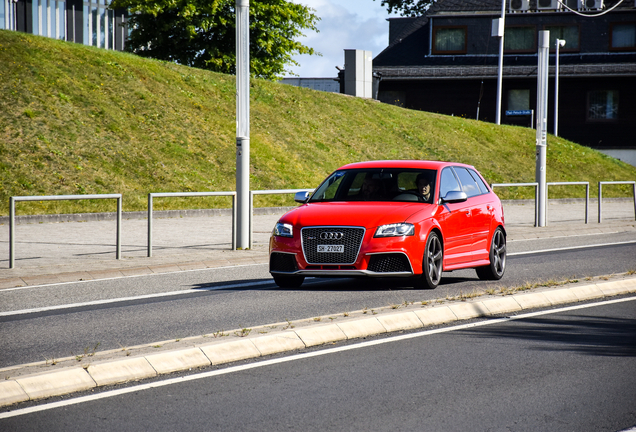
[1,231,635,368]
[2,297,634,431]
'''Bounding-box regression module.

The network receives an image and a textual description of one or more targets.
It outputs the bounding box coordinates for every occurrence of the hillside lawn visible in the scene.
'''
[1,30,635,217]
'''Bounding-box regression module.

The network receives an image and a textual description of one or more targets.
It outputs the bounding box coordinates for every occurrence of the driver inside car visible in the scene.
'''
[416,174,433,203]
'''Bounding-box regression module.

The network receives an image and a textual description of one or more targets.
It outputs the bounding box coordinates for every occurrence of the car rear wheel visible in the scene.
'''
[273,275,305,288]
[415,231,443,289]
[476,227,506,280]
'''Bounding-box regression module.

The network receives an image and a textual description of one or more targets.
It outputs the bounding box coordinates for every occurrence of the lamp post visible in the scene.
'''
[554,38,566,137]
[495,0,506,125]
[236,0,250,249]
[536,31,550,227]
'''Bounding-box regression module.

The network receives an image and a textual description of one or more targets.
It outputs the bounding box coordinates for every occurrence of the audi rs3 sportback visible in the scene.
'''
[269,160,506,289]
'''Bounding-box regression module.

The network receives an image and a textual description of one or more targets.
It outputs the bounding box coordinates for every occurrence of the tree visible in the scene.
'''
[374,0,435,17]
[109,0,320,79]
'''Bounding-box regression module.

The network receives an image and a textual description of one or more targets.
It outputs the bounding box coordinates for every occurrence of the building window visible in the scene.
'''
[433,26,467,54]
[610,23,636,51]
[587,90,619,122]
[544,25,579,51]
[504,26,535,52]
[85,0,115,49]
[31,0,67,40]
[507,89,530,111]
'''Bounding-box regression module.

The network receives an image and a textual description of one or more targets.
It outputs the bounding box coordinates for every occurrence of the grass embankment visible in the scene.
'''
[1,30,635,216]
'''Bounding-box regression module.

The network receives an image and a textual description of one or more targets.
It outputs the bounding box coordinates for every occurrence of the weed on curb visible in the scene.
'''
[235,327,252,338]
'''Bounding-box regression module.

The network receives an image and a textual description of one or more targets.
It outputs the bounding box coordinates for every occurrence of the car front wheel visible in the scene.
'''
[476,227,506,280]
[415,231,443,289]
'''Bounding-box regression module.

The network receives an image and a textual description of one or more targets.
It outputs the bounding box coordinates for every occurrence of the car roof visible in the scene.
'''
[337,160,473,171]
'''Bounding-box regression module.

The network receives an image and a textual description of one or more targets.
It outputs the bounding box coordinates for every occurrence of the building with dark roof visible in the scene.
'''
[373,0,636,162]
[1,0,126,51]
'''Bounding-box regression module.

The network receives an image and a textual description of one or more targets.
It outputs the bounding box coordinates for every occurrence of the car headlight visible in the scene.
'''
[273,222,293,238]
[374,223,414,237]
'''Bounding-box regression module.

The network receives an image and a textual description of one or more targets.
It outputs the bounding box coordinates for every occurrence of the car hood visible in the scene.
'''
[279,202,433,228]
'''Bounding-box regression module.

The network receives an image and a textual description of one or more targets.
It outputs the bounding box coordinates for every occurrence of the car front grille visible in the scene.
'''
[269,252,298,272]
[302,227,365,265]
[367,253,412,273]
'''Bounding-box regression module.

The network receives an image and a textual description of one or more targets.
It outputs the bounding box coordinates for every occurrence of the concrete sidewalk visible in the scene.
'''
[0,199,634,288]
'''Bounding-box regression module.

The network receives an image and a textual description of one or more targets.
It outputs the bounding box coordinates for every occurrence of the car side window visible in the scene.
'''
[468,169,490,194]
[439,168,461,199]
[454,167,481,198]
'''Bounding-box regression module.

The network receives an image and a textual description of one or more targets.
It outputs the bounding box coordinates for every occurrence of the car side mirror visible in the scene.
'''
[294,191,311,203]
[441,190,468,204]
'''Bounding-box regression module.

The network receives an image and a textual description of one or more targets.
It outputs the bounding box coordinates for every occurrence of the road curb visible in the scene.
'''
[13,368,96,403]
[2,277,635,409]
[87,357,157,387]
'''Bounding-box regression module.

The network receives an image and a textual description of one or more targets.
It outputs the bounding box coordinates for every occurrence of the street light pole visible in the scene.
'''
[536,31,550,227]
[495,0,506,125]
[554,38,565,137]
[236,0,250,249]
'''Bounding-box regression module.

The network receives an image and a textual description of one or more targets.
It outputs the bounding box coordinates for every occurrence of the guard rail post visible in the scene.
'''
[9,194,123,269]
[249,189,314,249]
[117,195,122,259]
[9,197,15,269]
[148,193,153,258]
[546,182,589,225]
[490,183,539,227]
[598,181,636,223]
[147,191,237,257]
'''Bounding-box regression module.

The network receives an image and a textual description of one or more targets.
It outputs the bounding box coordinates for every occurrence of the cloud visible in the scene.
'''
[285,0,391,77]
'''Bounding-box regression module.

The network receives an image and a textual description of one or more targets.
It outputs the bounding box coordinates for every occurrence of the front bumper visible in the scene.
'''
[269,249,416,278]
[271,268,414,278]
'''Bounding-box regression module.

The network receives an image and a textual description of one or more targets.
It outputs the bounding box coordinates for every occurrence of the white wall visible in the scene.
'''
[599,149,636,168]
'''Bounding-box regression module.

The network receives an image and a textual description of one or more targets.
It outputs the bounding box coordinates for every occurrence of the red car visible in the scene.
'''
[269,160,506,289]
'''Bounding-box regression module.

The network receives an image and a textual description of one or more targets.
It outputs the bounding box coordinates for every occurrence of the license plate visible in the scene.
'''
[317,245,344,253]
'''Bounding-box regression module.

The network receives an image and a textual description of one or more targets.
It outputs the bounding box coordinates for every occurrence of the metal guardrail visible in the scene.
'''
[547,182,590,224]
[249,189,313,248]
[491,183,539,227]
[598,181,636,223]
[9,194,122,269]
[9,181,635,265]
[147,192,237,257]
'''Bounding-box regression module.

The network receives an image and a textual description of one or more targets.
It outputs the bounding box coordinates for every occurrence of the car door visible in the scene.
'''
[453,167,490,261]
[437,167,473,266]
[468,168,498,261]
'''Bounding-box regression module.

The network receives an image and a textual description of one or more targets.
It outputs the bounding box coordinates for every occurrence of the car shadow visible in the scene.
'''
[460,314,636,357]
[191,275,480,292]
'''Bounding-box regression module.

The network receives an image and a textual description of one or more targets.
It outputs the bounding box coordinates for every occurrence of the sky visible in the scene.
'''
[285,0,399,78]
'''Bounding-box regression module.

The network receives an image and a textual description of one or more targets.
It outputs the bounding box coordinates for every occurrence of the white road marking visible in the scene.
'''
[508,230,623,242]
[0,262,269,292]
[2,295,634,419]
[0,278,324,317]
[508,240,636,257]
[0,279,274,317]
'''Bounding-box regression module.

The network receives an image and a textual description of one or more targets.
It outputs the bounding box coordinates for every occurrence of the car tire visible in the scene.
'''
[273,275,305,288]
[415,231,443,289]
[476,227,506,281]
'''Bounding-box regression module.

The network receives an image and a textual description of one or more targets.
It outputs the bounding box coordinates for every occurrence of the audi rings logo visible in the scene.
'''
[320,232,344,240]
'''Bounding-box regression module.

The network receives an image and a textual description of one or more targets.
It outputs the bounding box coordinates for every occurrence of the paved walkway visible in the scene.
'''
[0,200,634,288]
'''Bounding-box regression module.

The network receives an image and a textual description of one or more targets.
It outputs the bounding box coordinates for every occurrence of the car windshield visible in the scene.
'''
[308,168,437,203]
